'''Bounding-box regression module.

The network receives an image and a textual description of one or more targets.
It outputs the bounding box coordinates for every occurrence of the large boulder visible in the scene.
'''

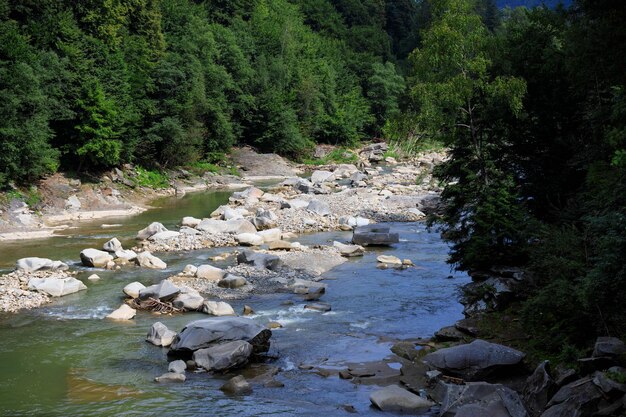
[352,225,399,246]
[135,252,167,269]
[257,228,281,243]
[422,339,526,380]
[28,277,87,297]
[310,170,334,184]
[437,381,528,417]
[181,216,201,228]
[102,238,122,253]
[251,209,278,230]
[16,257,69,273]
[370,385,434,413]
[592,337,626,359]
[196,219,256,234]
[115,249,137,261]
[106,304,136,320]
[540,377,603,417]
[147,322,177,347]
[202,300,236,316]
[137,222,168,240]
[80,249,114,268]
[195,265,226,282]
[333,241,364,257]
[169,317,272,356]
[173,293,204,311]
[218,274,247,289]
[139,280,180,302]
[192,340,253,371]
[237,250,282,271]
[523,361,557,417]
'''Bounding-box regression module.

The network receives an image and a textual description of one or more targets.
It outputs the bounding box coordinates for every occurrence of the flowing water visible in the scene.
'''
[0,190,470,417]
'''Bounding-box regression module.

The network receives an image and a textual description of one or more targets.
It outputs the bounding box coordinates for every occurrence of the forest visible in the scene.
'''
[1,0,625,362]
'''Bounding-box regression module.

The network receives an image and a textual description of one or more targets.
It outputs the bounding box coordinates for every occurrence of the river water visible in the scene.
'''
[0,190,470,417]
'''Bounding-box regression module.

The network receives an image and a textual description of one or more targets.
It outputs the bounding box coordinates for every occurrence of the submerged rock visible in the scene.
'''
[220,375,252,395]
[106,304,136,320]
[352,226,399,246]
[155,372,185,383]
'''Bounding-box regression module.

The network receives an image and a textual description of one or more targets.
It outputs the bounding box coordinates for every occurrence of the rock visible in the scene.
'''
[377,255,402,265]
[223,207,243,220]
[237,250,283,270]
[306,200,331,216]
[181,216,201,227]
[16,257,68,273]
[284,199,309,209]
[114,249,137,261]
[251,216,277,230]
[80,248,114,268]
[438,381,528,417]
[268,240,293,251]
[370,385,434,413]
[182,264,198,276]
[352,226,399,246]
[179,226,201,235]
[202,300,236,316]
[193,340,253,372]
[391,341,420,362]
[106,304,136,320]
[173,293,204,311]
[218,274,248,289]
[243,305,254,315]
[137,222,168,240]
[149,231,181,241]
[422,339,526,380]
[123,281,146,298]
[135,252,167,269]
[304,302,331,312]
[434,326,467,342]
[267,322,283,329]
[333,241,364,257]
[28,276,87,297]
[87,274,100,281]
[102,238,122,253]
[291,278,327,295]
[257,228,281,243]
[168,360,187,374]
[235,233,264,246]
[147,322,177,347]
[196,264,226,282]
[169,317,272,355]
[455,318,481,337]
[524,361,556,417]
[593,337,626,359]
[402,259,414,266]
[311,170,334,184]
[139,280,180,302]
[155,372,185,383]
[196,219,230,233]
[65,195,81,210]
[541,377,603,417]
[220,375,252,395]
[225,219,257,234]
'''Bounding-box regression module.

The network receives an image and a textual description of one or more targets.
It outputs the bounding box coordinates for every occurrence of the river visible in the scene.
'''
[0,189,470,416]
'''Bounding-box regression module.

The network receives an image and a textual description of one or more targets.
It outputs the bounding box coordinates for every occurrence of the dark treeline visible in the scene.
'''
[0,0,433,185]
[412,0,626,360]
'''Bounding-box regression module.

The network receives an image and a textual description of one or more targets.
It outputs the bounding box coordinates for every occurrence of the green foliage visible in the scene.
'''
[302,147,358,165]
[132,166,170,189]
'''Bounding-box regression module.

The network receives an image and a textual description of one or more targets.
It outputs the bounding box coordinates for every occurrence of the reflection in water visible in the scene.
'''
[66,369,143,403]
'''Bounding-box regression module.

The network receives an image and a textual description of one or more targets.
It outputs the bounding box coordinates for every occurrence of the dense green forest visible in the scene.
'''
[1,0,625,360]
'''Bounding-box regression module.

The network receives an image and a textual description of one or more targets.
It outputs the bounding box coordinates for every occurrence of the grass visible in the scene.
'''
[302,147,358,165]
[132,167,170,189]
[0,187,42,208]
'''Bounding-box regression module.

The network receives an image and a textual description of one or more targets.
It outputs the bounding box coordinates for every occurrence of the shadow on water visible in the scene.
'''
[0,189,469,416]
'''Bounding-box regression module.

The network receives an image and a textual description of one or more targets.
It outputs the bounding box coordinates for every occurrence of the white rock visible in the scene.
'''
[28,277,87,297]
[182,264,198,276]
[146,322,177,347]
[137,222,168,240]
[310,170,334,184]
[65,195,82,210]
[135,252,167,269]
[223,207,243,221]
[106,304,136,320]
[202,301,236,316]
[235,233,264,246]
[80,249,114,268]
[103,238,122,253]
[123,281,146,298]
[286,199,309,209]
[87,274,101,281]
[16,257,68,273]
[257,228,282,243]
[370,385,434,413]
[377,255,402,265]
[181,216,201,227]
[196,265,226,282]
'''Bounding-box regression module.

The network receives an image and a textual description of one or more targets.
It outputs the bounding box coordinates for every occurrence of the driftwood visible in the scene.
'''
[128,297,182,314]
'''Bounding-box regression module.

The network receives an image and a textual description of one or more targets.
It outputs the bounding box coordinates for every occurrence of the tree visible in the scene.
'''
[409,0,528,270]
